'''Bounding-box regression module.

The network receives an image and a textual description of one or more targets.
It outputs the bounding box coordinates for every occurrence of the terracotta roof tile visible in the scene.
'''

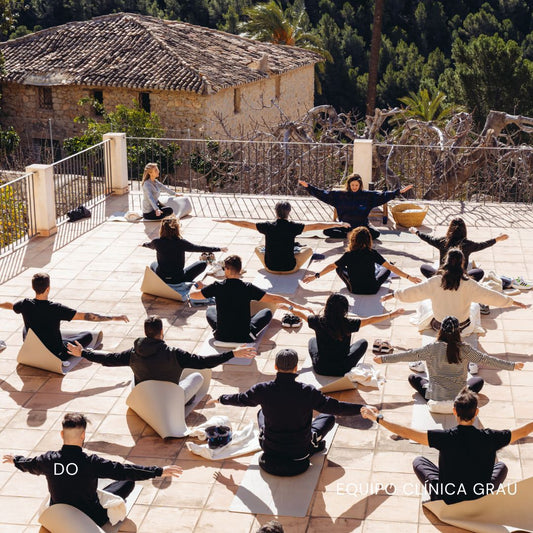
[0,13,322,93]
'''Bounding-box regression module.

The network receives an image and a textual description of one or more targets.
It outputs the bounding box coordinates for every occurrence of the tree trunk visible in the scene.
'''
[366,0,385,116]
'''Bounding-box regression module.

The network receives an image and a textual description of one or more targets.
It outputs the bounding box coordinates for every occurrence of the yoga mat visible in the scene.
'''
[17,329,102,374]
[252,269,306,295]
[343,284,390,317]
[230,425,337,517]
[297,359,358,393]
[411,394,458,432]
[140,266,185,302]
[424,477,533,533]
[377,230,420,243]
[38,485,142,533]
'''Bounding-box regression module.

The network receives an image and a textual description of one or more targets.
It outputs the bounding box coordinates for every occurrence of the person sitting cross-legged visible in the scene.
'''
[361,388,533,504]
[189,255,312,344]
[279,293,404,376]
[207,348,370,476]
[2,413,182,527]
[0,272,128,362]
[67,315,256,404]
[216,201,350,274]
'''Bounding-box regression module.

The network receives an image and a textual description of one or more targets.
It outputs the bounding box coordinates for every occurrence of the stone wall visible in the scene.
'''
[0,64,315,156]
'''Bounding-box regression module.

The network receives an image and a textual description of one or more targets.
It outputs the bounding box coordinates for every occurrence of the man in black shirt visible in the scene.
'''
[215,201,349,273]
[67,315,256,402]
[208,348,369,476]
[190,255,312,343]
[2,413,182,527]
[0,272,128,361]
[361,388,533,504]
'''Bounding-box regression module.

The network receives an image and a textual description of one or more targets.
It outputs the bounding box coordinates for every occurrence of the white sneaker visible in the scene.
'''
[511,276,533,290]
[468,362,479,375]
[62,360,71,368]
[409,361,425,373]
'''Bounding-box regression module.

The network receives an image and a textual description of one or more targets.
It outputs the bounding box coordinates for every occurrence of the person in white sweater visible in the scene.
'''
[381,248,527,334]
[374,316,524,402]
[141,163,181,220]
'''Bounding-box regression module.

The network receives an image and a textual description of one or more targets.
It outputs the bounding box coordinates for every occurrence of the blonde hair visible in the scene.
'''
[142,163,159,184]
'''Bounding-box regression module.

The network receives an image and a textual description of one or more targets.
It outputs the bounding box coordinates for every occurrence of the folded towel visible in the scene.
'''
[345,362,385,388]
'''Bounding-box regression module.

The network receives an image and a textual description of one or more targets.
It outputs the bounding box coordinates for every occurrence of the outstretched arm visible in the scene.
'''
[213,219,257,230]
[382,261,422,284]
[303,262,337,283]
[72,312,129,322]
[260,293,313,313]
[359,308,404,327]
[510,421,533,444]
[303,221,350,232]
[361,406,428,445]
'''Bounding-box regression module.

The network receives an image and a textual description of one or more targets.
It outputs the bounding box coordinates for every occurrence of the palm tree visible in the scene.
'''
[397,89,462,123]
[240,0,331,57]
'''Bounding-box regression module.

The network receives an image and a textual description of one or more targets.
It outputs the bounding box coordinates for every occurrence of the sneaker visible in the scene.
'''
[468,362,479,375]
[511,276,533,290]
[62,360,71,368]
[479,304,490,315]
[311,432,326,453]
[0,340,6,352]
[281,313,301,328]
[200,252,216,264]
[409,361,425,373]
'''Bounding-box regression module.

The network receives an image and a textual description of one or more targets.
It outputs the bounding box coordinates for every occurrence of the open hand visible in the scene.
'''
[400,184,413,194]
[161,465,183,478]
[409,275,422,284]
[495,234,508,242]
[361,405,379,421]
[2,454,15,464]
[233,346,257,359]
[298,180,309,188]
[205,398,219,407]
[515,362,524,370]
[220,247,228,252]
[381,293,394,302]
[373,355,383,364]
[303,274,316,284]
[390,308,405,318]
[114,315,129,322]
[408,226,417,234]
[67,341,83,358]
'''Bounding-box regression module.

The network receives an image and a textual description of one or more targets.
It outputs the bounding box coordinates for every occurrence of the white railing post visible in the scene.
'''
[25,164,57,237]
[103,132,129,195]
[353,139,373,188]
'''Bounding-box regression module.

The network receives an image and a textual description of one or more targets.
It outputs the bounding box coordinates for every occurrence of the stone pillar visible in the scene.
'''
[352,139,373,188]
[26,164,57,237]
[103,132,129,195]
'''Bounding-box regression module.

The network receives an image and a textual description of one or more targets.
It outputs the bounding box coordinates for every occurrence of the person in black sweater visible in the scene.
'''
[142,215,228,284]
[215,201,349,273]
[303,227,421,294]
[208,349,370,476]
[67,315,256,403]
[0,272,128,362]
[279,293,404,376]
[2,413,182,527]
[299,174,413,239]
[410,217,508,281]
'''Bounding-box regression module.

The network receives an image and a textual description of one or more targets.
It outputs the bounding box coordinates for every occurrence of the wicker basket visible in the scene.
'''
[391,203,429,228]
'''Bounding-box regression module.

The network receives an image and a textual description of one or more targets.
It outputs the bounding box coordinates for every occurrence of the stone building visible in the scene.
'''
[0,12,321,159]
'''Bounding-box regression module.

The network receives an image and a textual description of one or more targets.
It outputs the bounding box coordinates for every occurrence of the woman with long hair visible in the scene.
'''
[141,162,180,220]
[374,316,523,402]
[410,217,508,281]
[299,174,413,239]
[303,226,421,294]
[382,248,527,334]
[280,293,404,376]
[142,216,227,284]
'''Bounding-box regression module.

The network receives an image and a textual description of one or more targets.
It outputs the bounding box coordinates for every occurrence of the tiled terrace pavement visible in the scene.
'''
[0,192,532,533]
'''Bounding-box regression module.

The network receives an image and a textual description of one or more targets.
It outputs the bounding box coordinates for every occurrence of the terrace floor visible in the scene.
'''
[0,191,532,533]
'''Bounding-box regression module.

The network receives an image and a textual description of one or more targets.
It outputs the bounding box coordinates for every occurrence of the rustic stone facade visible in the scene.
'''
[0,64,315,155]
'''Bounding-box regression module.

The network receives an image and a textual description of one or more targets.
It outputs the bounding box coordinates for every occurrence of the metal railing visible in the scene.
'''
[52,140,112,222]
[374,143,533,203]
[127,137,354,195]
[0,172,36,255]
